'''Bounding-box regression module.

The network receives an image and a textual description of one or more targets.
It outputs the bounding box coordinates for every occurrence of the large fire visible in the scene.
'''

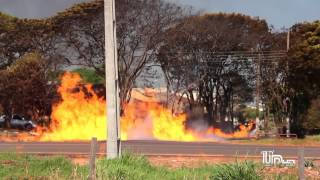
[39,73,107,141]
[2,72,255,142]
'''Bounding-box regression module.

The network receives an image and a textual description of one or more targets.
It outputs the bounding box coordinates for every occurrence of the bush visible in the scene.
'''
[210,161,262,180]
[96,153,262,180]
[0,52,54,119]
[304,98,320,130]
[0,104,3,114]
[304,159,315,168]
[97,153,168,180]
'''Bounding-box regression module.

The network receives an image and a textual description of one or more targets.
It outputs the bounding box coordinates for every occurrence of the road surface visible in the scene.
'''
[0,140,319,158]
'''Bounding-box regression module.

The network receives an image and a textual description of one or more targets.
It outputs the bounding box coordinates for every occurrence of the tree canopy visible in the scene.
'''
[158,13,275,124]
[0,0,190,114]
[0,53,54,119]
[0,1,319,135]
[289,21,320,96]
[286,21,320,135]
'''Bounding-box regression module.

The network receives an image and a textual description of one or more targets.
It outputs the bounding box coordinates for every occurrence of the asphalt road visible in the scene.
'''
[0,140,319,158]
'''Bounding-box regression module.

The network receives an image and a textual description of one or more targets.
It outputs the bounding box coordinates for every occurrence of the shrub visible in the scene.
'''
[210,161,262,180]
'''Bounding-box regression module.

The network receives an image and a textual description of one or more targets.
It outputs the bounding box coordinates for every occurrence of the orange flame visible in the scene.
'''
[121,101,197,141]
[40,72,107,141]
[1,72,254,142]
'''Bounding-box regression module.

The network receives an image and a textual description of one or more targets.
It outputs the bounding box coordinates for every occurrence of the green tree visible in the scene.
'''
[304,98,320,129]
[0,12,57,70]
[158,13,272,123]
[0,53,54,120]
[50,0,189,114]
[1,0,190,115]
[0,69,10,115]
[287,21,320,136]
[73,68,104,84]
[289,21,320,97]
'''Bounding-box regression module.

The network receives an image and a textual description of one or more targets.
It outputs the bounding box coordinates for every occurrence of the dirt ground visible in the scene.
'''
[148,156,258,168]
[72,155,260,167]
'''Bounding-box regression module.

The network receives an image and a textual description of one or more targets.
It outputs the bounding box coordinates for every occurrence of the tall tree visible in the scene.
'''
[289,21,320,97]
[304,98,320,130]
[0,0,189,114]
[287,21,320,136]
[259,31,287,124]
[158,13,272,124]
[50,0,189,113]
[0,12,58,70]
[0,53,54,119]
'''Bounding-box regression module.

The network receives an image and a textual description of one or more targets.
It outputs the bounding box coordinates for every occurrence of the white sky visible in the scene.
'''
[0,0,319,29]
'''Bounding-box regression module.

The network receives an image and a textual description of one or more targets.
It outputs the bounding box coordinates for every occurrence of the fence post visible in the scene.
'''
[298,148,305,180]
[89,137,97,180]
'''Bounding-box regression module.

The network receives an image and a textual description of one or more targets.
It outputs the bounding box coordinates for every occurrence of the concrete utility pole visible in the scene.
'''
[104,0,120,159]
[286,30,291,138]
[255,51,261,132]
[287,29,290,52]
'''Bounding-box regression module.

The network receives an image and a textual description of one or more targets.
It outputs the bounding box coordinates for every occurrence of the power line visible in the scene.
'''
[158,50,287,55]
[157,51,287,61]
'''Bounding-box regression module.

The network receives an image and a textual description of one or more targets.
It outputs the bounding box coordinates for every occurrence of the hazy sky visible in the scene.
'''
[0,0,319,29]
[174,0,320,29]
[0,0,87,19]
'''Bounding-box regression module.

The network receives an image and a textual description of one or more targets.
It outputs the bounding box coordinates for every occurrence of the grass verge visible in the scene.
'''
[0,153,88,179]
[97,154,263,180]
[0,153,300,180]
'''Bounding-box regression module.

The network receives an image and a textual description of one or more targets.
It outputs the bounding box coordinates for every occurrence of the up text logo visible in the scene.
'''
[261,151,295,167]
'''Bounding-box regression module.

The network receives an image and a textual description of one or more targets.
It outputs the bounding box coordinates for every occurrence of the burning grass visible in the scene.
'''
[0,153,315,179]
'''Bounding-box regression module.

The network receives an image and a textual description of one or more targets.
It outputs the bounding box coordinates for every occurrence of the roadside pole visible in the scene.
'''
[287,29,290,52]
[89,137,97,180]
[298,148,305,180]
[104,0,120,159]
[255,51,261,133]
[286,30,290,138]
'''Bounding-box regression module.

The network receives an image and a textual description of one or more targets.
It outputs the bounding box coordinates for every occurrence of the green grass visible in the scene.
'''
[96,153,232,180]
[0,153,88,179]
[307,134,320,141]
[0,153,299,180]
